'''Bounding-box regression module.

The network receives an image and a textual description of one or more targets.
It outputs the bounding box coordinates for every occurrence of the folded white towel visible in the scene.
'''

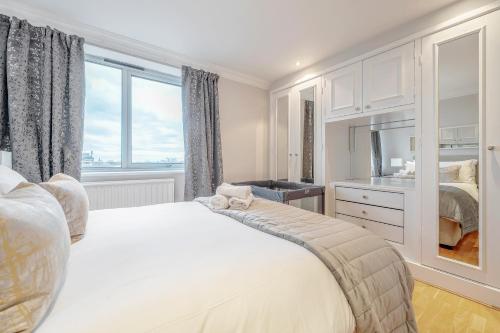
[209,194,229,210]
[229,194,254,210]
[216,183,252,200]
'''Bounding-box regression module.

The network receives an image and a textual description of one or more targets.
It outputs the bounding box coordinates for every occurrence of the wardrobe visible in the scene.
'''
[269,5,500,307]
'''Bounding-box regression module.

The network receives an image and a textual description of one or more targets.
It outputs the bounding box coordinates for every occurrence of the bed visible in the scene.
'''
[36,198,416,333]
[37,201,355,333]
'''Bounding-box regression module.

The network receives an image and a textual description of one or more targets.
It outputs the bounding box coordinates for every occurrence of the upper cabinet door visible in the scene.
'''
[363,42,415,112]
[323,62,362,119]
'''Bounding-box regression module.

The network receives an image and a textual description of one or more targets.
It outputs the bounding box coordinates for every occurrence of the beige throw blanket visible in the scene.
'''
[196,197,417,333]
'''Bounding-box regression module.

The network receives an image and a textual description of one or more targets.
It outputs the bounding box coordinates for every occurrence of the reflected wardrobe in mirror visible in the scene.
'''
[437,33,480,266]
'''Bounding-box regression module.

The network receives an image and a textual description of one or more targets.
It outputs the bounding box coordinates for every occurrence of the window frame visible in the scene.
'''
[83,54,183,172]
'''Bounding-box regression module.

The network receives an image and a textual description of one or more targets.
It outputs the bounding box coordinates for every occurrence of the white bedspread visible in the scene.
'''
[38,202,355,333]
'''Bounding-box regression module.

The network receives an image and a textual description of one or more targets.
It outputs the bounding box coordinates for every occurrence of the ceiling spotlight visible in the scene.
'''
[295,61,301,67]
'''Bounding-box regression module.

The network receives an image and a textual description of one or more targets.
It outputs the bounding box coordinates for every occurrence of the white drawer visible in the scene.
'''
[336,200,404,227]
[335,186,404,210]
[336,213,404,244]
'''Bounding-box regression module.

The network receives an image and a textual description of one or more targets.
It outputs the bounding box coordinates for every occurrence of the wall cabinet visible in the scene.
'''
[362,42,415,112]
[324,42,415,121]
[323,62,362,118]
[439,124,479,146]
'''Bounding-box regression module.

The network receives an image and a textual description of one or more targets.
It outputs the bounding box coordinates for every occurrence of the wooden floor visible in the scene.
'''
[439,231,479,266]
[413,280,500,332]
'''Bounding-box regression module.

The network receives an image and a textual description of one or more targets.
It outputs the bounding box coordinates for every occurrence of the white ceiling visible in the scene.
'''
[12,0,460,84]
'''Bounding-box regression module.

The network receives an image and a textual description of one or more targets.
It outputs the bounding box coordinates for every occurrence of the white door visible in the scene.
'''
[421,11,500,289]
[323,62,362,119]
[363,42,415,112]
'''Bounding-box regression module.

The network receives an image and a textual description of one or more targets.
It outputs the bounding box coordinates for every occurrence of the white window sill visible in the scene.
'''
[81,169,184,183]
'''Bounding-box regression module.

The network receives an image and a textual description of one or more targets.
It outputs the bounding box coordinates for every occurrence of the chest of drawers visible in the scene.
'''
[334,185,405,244]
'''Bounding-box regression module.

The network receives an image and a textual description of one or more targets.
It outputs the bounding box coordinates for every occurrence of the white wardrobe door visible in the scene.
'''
[323,62,362,119]
[363,42,415,112]
[421,10,500,290]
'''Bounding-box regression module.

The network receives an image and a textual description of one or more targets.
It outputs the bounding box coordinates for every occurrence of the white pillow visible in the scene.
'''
[439,159,477,184]
[40,173,89,243]
[0,182,70,332]
[0,165,27,195]
[439,165,460,183]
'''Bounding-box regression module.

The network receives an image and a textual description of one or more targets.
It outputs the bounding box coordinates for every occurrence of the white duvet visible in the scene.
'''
[38,202,355,333]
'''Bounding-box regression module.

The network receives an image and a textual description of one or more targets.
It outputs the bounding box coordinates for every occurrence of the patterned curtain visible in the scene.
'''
[302,100,314,182]
[371,131,383,177]
[182,66,223,200]
[0,15,85,182]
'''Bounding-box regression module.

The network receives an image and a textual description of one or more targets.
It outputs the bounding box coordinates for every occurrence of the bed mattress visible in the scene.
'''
[37,202,355,333]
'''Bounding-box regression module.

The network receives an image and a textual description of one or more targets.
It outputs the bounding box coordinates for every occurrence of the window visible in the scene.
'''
[82,55,183,170]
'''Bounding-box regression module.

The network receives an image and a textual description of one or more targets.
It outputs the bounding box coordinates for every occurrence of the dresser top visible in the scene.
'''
[331,177,416,192]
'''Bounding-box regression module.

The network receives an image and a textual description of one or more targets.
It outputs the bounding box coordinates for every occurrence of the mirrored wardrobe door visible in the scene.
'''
[421,15,494,283]
[274,91,291,181]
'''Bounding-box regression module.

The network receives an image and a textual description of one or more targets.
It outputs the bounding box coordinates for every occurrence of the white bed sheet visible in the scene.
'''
[38,202,355,333]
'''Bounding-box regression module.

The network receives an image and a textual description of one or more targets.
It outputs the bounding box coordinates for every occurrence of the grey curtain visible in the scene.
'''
[302,100,314,182]
[182,66,223,201]
[0,15,85,182]
[371,130,382,177]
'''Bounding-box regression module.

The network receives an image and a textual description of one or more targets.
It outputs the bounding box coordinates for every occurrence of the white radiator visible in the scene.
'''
[83,179,175,210]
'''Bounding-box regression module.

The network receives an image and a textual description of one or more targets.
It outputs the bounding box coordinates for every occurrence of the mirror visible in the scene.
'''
[369,120,416,179]
[437,33,480,266]
[300,87,315,184]
[276,95,289,181]
[347,115,416,181]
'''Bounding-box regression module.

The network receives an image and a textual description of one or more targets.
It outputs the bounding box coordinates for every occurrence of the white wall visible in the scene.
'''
[218,78,269,183]
[440,94,478,127]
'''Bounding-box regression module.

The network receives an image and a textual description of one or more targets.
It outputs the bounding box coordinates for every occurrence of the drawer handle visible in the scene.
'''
[361,226,366,229]
[362,210,367,215]
[362,195,368,199]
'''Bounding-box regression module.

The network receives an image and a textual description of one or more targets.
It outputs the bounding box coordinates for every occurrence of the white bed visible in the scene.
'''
[37,201,355,333]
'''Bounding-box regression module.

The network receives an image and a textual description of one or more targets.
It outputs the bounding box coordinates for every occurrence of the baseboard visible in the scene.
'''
[407,260,500,308]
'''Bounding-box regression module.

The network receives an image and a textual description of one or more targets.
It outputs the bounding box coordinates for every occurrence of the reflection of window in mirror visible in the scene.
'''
[368,122,416,179]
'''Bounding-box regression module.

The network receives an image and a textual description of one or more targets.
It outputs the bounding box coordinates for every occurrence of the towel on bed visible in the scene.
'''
[216,183,252,199]
[229,194,254,210]
[209,194,229,210]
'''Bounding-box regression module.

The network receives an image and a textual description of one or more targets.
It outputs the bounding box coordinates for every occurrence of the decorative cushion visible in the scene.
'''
[439,165,460,183]
[439,159,478,184]
[0,182,70,333]
[0,165,27,195]
[40,174,89,242]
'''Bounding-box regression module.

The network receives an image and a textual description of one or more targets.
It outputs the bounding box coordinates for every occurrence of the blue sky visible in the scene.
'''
[82,62,184,165]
